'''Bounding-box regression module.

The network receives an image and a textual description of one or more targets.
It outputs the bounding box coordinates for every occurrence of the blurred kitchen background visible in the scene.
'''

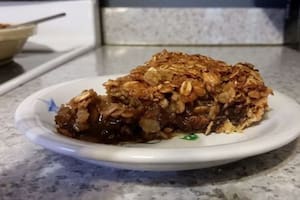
[0,0,299,94]
[99,0,300,47]
[100,0,299,47]
[3,0,299,48]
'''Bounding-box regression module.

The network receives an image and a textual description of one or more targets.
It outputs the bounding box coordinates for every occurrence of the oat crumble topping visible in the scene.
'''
[55,50,272,144]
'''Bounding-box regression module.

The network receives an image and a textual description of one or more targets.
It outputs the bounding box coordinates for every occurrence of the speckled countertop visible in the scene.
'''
[0,46,300,200]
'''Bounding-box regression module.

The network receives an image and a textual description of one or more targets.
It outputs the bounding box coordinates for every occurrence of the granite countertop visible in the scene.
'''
[0,46,299,200]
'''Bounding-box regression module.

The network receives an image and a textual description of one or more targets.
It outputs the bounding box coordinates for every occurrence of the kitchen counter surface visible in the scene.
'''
[0,46,299,200]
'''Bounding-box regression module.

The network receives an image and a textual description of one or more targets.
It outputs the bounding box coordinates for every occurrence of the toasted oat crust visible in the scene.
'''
[55,50,272,143]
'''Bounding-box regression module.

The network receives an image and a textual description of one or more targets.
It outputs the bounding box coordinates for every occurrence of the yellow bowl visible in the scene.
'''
[0,24,36,61]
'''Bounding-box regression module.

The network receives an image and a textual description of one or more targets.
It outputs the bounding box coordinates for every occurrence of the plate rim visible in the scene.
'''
[14,76,300,164]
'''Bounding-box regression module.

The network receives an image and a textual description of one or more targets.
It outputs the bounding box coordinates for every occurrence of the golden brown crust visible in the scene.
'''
[55,50,272,144]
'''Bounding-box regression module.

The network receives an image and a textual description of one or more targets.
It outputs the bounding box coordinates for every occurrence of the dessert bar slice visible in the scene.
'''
[55,50,272,144]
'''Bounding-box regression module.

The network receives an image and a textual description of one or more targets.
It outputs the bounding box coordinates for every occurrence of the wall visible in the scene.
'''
[100,1,286,45]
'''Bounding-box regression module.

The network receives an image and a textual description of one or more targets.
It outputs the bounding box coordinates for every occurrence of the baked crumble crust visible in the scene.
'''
[55,50,272,144]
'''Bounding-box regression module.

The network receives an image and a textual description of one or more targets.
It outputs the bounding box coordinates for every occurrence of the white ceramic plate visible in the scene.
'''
[15,76,300,171]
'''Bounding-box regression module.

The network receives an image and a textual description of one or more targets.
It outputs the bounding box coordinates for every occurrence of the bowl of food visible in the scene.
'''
[0,23,36,62]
